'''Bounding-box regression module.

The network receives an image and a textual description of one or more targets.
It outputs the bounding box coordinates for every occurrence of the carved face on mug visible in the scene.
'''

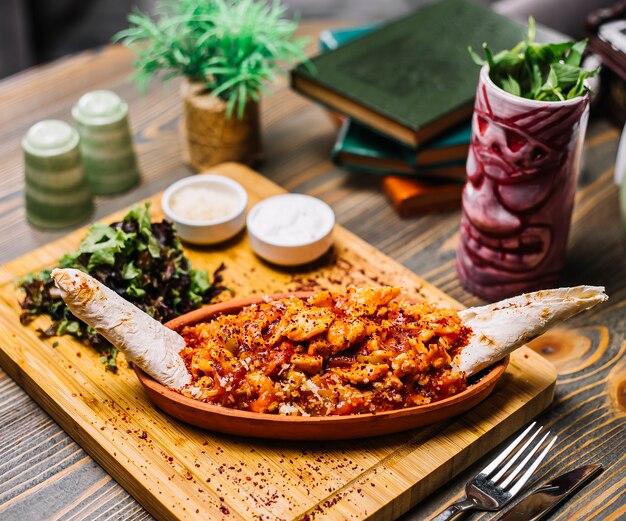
[462,100,580,274]
[457,69,590,299]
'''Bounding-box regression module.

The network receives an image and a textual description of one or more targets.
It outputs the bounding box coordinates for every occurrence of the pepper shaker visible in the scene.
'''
[22,120,93,229]
[72,90,140,195]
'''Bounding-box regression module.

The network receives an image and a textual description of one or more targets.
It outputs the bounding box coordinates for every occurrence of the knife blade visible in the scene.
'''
[494,463,603,521]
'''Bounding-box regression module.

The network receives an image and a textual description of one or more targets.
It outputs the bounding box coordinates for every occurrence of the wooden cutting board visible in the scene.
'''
[0,163,556,521]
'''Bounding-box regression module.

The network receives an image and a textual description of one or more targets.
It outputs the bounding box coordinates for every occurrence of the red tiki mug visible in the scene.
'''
[457,66,590,300]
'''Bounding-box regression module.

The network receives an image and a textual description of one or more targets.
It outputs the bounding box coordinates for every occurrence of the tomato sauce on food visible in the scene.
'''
[179,287,471,416]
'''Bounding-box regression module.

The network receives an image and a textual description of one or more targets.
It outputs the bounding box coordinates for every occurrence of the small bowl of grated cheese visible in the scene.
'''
[162,174,248,245]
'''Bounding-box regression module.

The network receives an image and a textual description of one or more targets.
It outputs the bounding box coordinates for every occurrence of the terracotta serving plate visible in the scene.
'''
[134,293,509,440]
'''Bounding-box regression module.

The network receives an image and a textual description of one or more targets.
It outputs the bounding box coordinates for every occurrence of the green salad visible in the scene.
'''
[19,203,227,371]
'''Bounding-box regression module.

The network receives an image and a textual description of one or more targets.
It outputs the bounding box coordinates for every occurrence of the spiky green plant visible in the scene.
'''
[113,0,308,117]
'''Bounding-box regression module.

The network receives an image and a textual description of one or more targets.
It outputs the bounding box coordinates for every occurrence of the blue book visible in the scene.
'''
[333,118,468,178]
[318,24,380,53]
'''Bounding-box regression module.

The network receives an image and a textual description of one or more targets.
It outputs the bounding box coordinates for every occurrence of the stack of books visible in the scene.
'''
[290,0,526,216]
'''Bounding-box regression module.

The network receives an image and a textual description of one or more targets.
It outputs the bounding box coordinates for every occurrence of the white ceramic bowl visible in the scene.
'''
[246,194,335,266]
[161,175,247,245]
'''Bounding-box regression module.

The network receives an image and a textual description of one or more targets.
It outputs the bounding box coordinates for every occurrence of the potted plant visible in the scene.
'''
[456,18,598,300]
[114,0,307,171]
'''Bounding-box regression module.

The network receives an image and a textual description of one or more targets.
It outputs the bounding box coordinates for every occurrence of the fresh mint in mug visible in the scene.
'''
[468,17,598,101]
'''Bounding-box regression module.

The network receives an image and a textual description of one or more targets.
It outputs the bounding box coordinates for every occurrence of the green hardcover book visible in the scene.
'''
[291,0,526,147]
[333,118,471,176]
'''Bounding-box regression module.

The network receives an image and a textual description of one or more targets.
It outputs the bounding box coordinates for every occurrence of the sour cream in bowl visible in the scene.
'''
[247,194,335,266]
[162,175,248,245]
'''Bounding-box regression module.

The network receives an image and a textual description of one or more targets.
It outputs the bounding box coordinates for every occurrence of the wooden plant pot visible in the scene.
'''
[180,80,261,171]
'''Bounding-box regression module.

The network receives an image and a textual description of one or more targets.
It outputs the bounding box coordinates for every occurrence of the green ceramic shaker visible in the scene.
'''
[22,120,93,229]
[72,90,140,195]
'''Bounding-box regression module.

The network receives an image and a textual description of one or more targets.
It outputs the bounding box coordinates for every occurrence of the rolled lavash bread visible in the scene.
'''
[51,268,191,388]
[50,269,607,387]
[454,285,608,376]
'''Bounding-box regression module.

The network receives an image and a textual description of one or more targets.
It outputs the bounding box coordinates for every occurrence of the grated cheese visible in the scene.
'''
[170,185,240,222]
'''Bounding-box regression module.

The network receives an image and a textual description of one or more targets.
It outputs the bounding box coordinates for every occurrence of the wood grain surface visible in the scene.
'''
[0,163,556,521]
[0,20,624,521]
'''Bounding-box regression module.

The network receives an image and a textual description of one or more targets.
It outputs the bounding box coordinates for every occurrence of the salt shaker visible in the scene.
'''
[22,120,93,229]
[72,90,140,195]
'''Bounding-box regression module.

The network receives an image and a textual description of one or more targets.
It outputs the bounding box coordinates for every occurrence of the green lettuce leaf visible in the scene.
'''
[18,203,227,372]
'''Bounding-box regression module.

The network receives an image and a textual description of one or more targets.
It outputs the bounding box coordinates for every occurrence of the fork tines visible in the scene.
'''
[479,422,558,496]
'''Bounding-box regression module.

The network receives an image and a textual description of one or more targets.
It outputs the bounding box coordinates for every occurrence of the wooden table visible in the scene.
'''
[0,21,624,521]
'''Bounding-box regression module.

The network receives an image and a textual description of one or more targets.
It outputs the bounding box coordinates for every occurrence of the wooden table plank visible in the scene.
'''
[0,21,624,521]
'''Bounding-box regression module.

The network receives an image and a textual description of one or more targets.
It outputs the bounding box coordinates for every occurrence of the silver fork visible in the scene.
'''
[429,422,558,521]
